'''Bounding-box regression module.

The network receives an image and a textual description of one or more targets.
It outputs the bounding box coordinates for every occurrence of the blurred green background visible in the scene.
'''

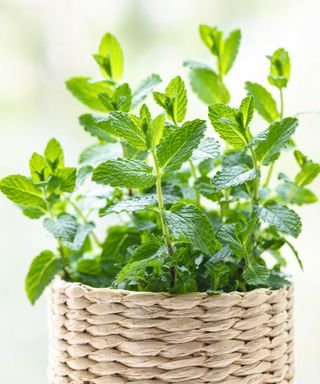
[0,0,319,382]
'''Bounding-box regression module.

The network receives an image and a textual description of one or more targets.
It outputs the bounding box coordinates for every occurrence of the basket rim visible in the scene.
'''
[53,275,292,298]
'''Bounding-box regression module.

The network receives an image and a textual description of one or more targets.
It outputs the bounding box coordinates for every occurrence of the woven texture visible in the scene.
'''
[48,277,294,384]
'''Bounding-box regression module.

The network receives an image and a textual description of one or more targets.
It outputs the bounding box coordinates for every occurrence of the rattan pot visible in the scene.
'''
[48,277,294,384]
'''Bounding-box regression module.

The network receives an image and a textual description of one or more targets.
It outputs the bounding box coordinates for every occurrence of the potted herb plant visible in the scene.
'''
[1,25,319,384]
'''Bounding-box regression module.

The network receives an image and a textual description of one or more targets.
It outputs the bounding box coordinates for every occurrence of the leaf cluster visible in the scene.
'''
[0,28,318,303]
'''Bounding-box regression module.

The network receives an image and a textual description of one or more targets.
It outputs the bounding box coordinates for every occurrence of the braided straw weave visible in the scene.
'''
[48,277,294,384]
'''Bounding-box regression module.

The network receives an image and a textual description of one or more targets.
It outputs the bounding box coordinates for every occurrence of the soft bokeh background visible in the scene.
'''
[0,0,319,382]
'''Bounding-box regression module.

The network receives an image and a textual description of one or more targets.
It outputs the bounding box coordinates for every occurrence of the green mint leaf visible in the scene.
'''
[208,103,248,148]
[111,83,132,112]
[239,96,255,129]
[54,167,77,193]
[256,201,302,238]
[79,114,116,143]
[44,138,64,170]
[245,82,279,123]
[65,77,113,112]
[277,182,318,205]
[94,33,123,80]
[64,223,94,251]
[184,60,230,104]
[295,162,320,187]
[25,250,62,304]
[217,224,243,257]
[210,245,232,263]
[129,239,164,262]
[0,175,45,208]
[76,166,93,187]
[147,113,165,148]
[20,206,45,220]
[77,258,101,276]
[29,153,51,182]
[79,143,121,166]
[101,194,158,216]
[153,76,187,124]
[156,119,205,172]
[109,111,147,150]
[165,76,187,123]
[267,48,290,89]
[92,159,156,189]
[255,117,298,165]
[101,193,177,216]
[100,225,140,264]
[219,29,241,76]
[294,150,307,167]
[194,176,218,201]
[243,262,270,286]
[212,165,257,191]
[199,25,223,56]
[165,203,216,255]
[131,74,162,108]
[191,137,220,161]
[44,213,79,242]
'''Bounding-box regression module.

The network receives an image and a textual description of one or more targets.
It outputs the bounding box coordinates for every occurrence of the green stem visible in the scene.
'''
[151,150,175,286]
[248,146,260,204]
[280,88,284,119]
[189,160,200,206]
[263,89,284,188]
[67,199,101,248]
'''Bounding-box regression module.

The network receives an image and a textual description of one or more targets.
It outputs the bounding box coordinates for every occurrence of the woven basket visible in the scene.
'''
[48,277,294,384]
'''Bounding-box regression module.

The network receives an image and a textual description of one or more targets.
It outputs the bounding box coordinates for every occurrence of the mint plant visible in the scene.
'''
[1,27,319,304]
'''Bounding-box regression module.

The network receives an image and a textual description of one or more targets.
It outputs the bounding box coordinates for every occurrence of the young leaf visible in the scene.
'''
[29,153,51,182]
[79,143,121,166]
[0,175,45,208]
[256,201,302,238]
[94,33,124,80]
[245,82,279,123]
[199,25,223,56]
[153,76,187,124]
[25,250,62,304]
[54,167,77,193]
[64,223,95,251]
[79,114,116,143]
[45,138,64,170]
[20,206,45,219]
[165,203,216,255]
[44,213,79,242]
[147,113,165,148]
[219,29,241,76]
[239,96,255,129]
[243,262,270,286]
[101,194,158,216]
[156,119,205,172]
[131,74,162,108]
[194,176,218,201]
[66,77,113,112]
[109,111,147,150]
[212,165,257,191]
[208,103,248,148]
[191,137,220,161]
[267,48,290,89]
[129,239,164,262]
[184,60,230,104]
[92,159,156,189]
[110,83,132,112]
[255,117,298,165]
[295,163,320,187]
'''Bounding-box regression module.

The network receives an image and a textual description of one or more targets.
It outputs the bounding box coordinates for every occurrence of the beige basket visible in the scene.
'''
[48,277,294,384]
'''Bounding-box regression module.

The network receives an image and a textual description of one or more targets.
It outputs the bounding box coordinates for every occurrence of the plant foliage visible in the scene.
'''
[0,28,318,303]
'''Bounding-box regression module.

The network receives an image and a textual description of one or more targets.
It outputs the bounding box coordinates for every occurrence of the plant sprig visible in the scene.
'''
[1,27,319,303]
